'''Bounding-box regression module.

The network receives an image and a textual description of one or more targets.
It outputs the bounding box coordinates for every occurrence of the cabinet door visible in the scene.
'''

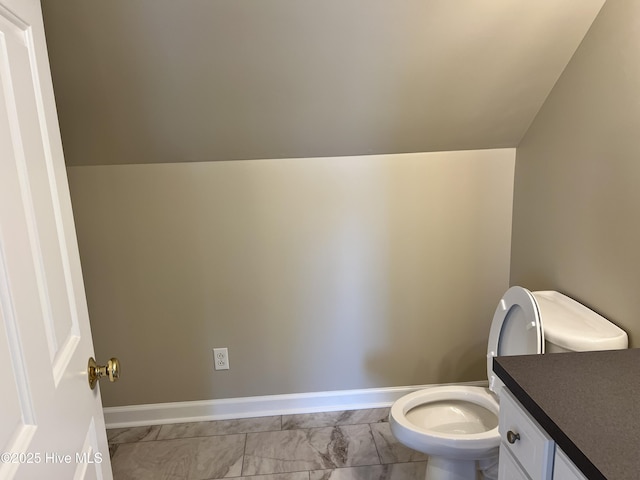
[498,444,530,480]
[499,389,554,479]
[554,448,588,480]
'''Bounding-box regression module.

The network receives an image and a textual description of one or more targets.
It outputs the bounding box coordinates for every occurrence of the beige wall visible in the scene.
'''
[511,0,640,346]
[42,0,603,166]
[68,149,515,407]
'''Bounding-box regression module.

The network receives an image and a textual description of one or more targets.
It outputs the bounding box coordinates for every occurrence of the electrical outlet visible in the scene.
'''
[213,347,229,370]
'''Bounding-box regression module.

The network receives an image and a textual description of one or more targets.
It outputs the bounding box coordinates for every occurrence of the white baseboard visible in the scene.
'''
[103,381,486,428]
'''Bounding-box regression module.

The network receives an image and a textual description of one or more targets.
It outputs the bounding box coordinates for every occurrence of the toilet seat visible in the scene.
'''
[389,386,500,458]
[486,286,543,396]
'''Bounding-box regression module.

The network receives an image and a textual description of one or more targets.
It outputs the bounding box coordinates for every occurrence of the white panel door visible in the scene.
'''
[0,0,113,478]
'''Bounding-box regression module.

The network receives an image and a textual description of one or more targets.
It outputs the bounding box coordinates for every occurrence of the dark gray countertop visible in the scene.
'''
[493,349,640,480]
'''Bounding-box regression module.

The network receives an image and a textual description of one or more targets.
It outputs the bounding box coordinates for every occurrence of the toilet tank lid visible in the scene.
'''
[533,291,628,351]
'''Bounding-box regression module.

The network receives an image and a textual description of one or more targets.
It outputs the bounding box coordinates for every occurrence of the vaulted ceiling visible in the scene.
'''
[41,0,605,166]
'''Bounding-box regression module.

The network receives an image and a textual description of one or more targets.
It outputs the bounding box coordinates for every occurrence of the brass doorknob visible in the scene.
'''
[88,357,120,390]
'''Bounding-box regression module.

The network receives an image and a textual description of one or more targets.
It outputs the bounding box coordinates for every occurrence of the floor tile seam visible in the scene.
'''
[231,462,425,480]
[379,458,426,465]
[108,444,119,459]
[280,423,367,430]
[108,439,154,445]
[281,419,390,430]
[367,423,384,465]
[240,432,248,477]
[114,416,285,437]
[314,460,426,470]
[107,430,162,444]
[347,459,385,469]
[241,465,323,478]
[152,427,286,441]
[114,432,250,448]
[237,467,315,477]
[156,424,167,439]
[156,417,286,439]
[242,448,369,471]
[308,460,392,474]
[255,423,378,435]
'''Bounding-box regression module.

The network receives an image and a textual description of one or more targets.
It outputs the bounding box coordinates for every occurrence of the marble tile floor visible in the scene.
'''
[108,408,428,480]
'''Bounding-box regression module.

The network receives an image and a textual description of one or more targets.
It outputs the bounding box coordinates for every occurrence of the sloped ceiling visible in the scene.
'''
[41,0,605,166]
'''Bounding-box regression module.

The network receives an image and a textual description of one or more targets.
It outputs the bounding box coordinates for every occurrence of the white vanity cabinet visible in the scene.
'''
[498,388,554,479]
[493,349,640,479]
[498,388,587,480]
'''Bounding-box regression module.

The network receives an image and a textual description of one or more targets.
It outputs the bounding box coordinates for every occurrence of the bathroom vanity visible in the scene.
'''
[493,348,640,479]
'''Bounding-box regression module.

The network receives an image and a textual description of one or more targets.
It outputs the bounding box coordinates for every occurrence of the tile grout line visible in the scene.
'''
[154,424,163,442]
[368,422,383,466]
[240,431,248,477]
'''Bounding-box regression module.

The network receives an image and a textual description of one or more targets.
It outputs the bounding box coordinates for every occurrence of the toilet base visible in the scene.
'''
[425,456,478,480]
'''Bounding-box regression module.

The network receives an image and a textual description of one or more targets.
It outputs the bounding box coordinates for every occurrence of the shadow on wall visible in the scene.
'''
[365,338,487,387]
[359,155,512,389]
[435,340,488,383]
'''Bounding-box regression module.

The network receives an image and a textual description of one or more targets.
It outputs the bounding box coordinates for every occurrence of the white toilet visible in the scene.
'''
[389,286,628,480]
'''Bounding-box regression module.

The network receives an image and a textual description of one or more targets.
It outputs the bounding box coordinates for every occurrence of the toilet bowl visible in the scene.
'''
[389,286,628,480]
[390,386,499,456]
[390,386,500,480]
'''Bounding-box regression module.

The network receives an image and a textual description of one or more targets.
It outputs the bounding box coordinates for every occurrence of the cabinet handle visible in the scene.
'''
[507,430,520,444]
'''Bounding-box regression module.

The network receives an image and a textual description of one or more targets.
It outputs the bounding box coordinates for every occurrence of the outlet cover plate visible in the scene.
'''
[213,347,229,370]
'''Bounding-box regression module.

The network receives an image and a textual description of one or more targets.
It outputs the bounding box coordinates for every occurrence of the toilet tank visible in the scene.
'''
[533,291,628,353]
